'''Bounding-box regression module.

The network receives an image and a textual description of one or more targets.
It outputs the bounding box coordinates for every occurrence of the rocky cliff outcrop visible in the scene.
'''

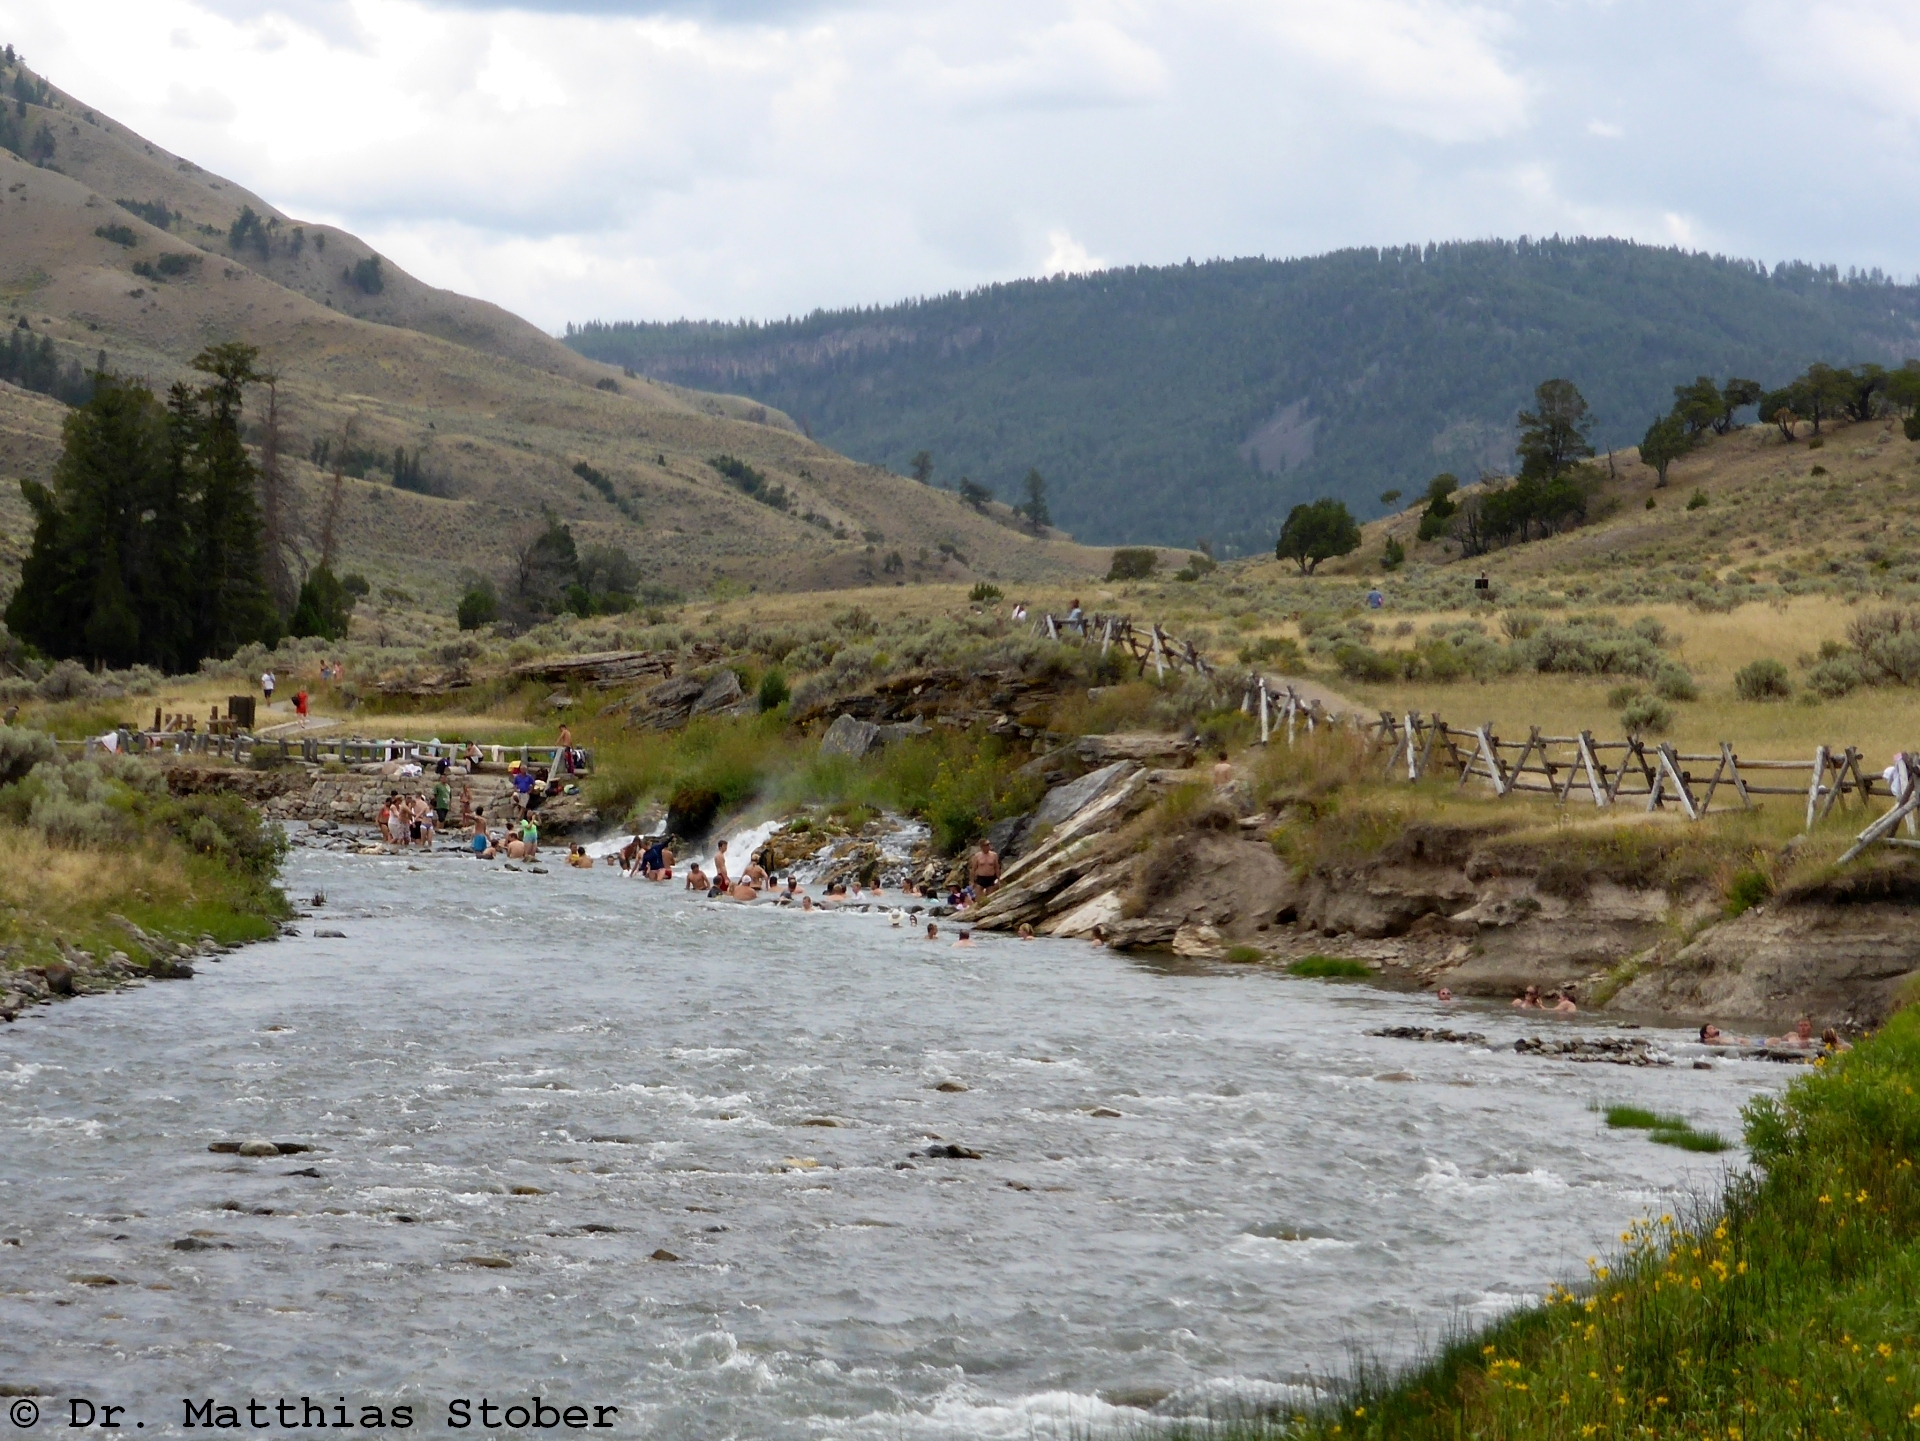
[965,766,1920,1032]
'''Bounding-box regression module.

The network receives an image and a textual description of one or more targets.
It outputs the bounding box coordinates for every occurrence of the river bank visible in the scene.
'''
[0,737,292,1024]
[132,701,1920,1037]
[1253,1005,1920,1441]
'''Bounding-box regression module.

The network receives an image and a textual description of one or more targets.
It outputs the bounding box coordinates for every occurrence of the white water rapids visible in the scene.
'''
[0,832,1791,1437]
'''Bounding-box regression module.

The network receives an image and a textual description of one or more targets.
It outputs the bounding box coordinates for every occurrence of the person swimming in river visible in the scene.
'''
[566,844,593,869]
[1767,1017,1818,1049]
[646,840,675,880]
[953,929,974,948]
[1512,985,1543,1009]
[1548,988,1578,1013]
[684,862,708,891]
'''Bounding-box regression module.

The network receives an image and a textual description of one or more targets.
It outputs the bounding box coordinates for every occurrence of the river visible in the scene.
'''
[0,834,1790,1438]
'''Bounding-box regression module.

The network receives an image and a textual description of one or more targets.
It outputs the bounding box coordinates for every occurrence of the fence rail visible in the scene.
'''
[1028,612,1215,680]
[1241,675,1907,835]
[79,731,591,773]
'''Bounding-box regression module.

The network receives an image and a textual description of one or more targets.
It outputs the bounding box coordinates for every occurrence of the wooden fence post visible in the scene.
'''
[1806,745,1830,829]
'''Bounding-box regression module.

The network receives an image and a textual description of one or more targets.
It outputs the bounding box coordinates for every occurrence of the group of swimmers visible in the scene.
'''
[1699,1018,1851,1053]
[1450,985,1855,1050]
[1510,984,1580,1013]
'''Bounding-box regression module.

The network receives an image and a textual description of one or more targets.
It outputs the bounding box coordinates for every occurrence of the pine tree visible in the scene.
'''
[187,343,281,657]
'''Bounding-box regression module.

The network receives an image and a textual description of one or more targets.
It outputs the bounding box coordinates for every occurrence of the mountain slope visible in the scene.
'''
[566,241,1920,556]
[0,55,1103,609]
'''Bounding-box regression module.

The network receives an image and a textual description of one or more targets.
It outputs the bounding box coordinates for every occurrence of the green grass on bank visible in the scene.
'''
[1286,956,1374,980]
[0,736,289,976]
[1603,1104,1734,1155]
[583,712,1045,852]
[1196,1008,1920,1440]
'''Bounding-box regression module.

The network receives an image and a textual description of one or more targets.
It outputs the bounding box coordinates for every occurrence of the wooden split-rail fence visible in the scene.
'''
[1029,612,1215,680]
[1238,674,1906,834]
[81,730,592,774]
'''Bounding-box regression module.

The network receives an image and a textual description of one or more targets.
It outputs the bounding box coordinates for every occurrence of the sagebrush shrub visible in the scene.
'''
[1735,657,1792,701]
[1620,694,1673,734]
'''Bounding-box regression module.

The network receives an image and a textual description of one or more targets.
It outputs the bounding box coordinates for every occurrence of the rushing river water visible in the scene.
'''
[1,835,1791,1438]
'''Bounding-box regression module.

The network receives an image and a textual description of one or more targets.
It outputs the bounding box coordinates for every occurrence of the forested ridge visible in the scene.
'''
[567,239,1920,555]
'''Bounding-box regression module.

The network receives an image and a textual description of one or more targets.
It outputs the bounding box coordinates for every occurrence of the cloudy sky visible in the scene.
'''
[6,0,1918,330]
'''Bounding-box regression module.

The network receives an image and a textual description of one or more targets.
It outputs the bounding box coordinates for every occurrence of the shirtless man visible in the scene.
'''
[1768,1018,1817,1049]
[728,878,760,902]
[953,929,975,948]
[1548,988,1578,1013]
[742,855,770,892]
[712,840,731,890]
[968,839,1000,895]
[1212,750,1234,788]
[685,862,709,891]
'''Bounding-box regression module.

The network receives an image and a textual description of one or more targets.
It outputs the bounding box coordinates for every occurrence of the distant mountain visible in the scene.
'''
[566,241,1920,555]
[0,54,1101,604]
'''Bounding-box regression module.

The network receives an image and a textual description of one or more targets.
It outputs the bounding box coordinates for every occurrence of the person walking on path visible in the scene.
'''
[261,670,276,708]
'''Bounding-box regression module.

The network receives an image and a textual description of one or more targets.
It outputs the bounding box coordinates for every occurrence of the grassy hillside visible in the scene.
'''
[0,55,1105,614]
[566,241,1920,556]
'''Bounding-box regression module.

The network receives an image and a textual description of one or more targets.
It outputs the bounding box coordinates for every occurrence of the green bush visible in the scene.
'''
[1806,654,1864,698]
[1652,663,1697,701]
[1238,635,1304,671]
[1381,536,1405,571]
[968,582,1003,603]
[456,583,498,632]
[756,666,790,713]
[0,726,56,785]
[1332,643,1398,683]
[1734,657,1792,701]
[1685,489,1708,510]
[1726,867,1771,916]
[1106,547,1157,582]
[1847,607,1920,685]
[155,791,287,877]
[1620,694,1673,734]
[1501,610,1543,641]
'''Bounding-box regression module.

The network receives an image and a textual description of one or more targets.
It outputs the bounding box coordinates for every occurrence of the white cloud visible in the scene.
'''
[1042,229,1102,275]
[0,0,1915,330]
[1257,0,1528,144]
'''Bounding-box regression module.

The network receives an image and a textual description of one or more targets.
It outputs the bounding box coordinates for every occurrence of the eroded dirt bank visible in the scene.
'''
[965,746,1920,1034]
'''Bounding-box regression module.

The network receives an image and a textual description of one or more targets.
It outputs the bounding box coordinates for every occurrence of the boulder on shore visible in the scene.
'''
[820,714,883,760]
